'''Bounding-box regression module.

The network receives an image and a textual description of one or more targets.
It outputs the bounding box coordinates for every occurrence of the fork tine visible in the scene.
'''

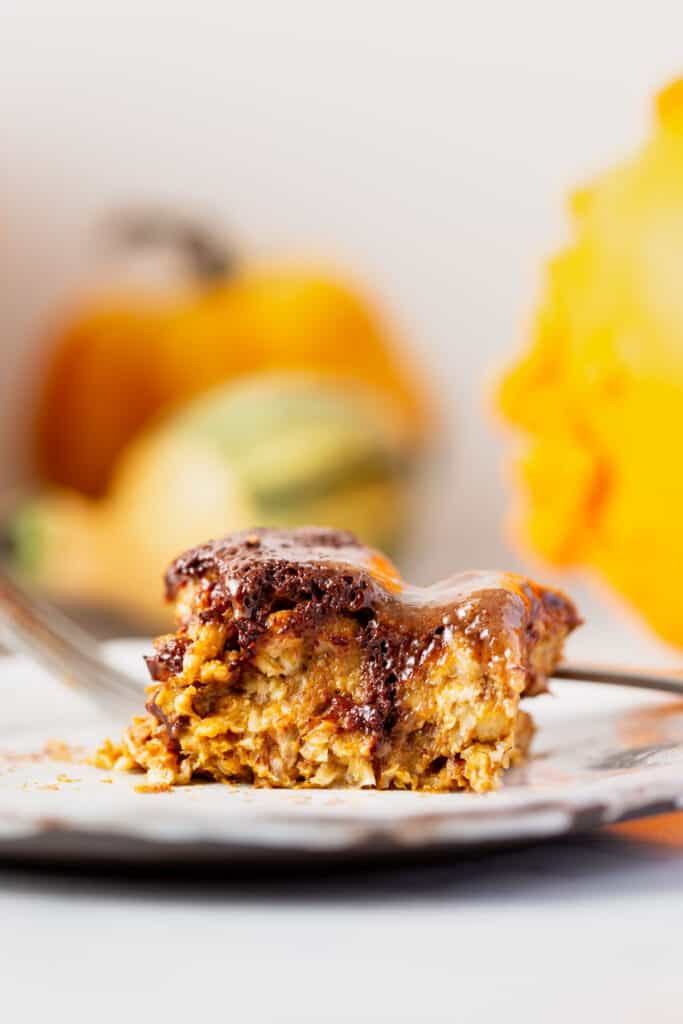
[0,564,142,718]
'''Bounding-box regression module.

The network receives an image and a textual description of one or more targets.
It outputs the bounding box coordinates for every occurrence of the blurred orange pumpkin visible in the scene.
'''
[34,214,431,497]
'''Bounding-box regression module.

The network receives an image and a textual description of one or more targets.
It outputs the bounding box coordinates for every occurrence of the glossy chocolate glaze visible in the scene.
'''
[151,528,580,740]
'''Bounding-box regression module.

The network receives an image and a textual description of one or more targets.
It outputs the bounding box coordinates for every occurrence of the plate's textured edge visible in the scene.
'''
[1,765,682,862]
[0,796,679,866]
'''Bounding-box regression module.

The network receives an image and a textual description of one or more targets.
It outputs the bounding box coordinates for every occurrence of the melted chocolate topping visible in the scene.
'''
[153,528,580,739]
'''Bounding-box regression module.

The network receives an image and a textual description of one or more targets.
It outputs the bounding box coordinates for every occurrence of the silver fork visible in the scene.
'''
[0,563,142,718]
[1,563,683,713]
[552,663,683,696]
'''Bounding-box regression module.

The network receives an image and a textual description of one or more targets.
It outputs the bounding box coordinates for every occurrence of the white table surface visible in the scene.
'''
[2,596,683,1024]
[2,825,683,1023]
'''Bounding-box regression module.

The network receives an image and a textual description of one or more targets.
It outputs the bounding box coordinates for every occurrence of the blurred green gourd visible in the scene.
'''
[11,373,414,628]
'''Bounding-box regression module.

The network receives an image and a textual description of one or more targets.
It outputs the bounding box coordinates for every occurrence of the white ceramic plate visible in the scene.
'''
[1,640,683,866]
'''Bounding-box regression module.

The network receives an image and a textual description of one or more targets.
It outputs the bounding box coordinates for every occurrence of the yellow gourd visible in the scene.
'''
[498,77,683,649]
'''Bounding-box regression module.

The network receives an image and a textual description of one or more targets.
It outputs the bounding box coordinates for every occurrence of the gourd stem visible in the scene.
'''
[105,210,235,282]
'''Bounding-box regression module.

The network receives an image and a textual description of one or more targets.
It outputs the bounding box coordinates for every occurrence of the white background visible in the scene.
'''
[2,0,683,653]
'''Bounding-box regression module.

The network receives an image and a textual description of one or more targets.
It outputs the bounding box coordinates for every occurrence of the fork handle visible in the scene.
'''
[554,663,683,697]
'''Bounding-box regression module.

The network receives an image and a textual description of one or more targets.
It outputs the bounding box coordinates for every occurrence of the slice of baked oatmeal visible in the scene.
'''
[97,527,579,793]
